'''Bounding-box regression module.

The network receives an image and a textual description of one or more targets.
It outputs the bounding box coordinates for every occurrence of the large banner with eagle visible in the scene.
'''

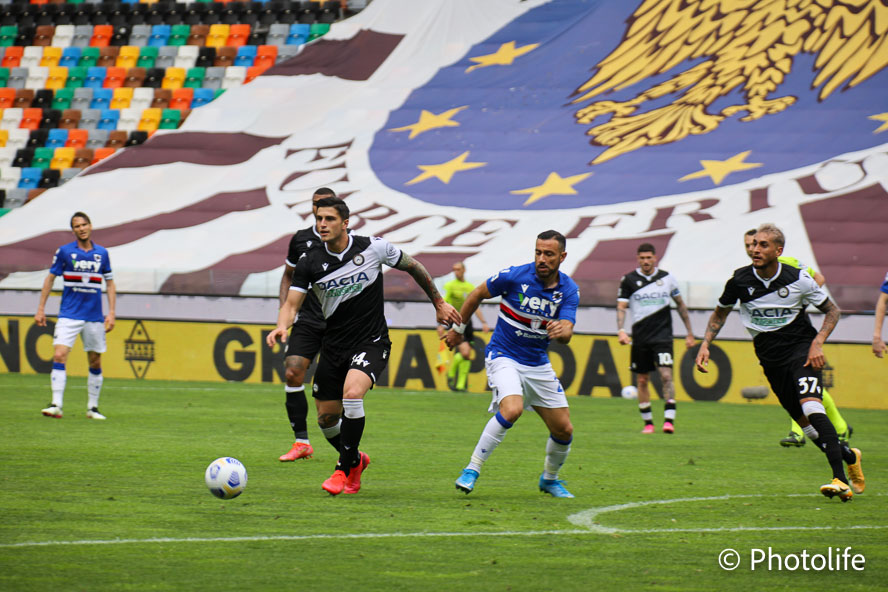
[1,0,886,310]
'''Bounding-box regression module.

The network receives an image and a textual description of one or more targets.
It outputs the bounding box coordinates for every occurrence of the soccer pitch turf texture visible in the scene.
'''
[2,373,886,591]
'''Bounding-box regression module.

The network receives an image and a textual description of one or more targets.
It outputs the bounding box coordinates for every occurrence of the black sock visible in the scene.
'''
[285,389,309,440]
[326,434,341,452]
[337,415,364,475]
[808,413,846,483]
[840,442,857,465]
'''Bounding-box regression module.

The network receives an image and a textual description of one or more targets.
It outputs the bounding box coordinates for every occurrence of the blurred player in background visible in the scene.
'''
[276,187,336,462]
[698,224,863,501]
[35,212,116,420]
[617,243,695,434]
[436,261,489,391]
[873,271,888,358]
[268,197,460,495]
[743,229,852,447]
[448,230,580,498]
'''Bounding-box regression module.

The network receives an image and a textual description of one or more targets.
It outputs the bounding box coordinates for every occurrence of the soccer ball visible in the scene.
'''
[621,385,638,400]
[205,457,247,500]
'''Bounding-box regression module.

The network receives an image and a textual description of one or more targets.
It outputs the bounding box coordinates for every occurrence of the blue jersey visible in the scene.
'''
[485,262,579,366]
[49,241,113,322]
[881,271,888,295]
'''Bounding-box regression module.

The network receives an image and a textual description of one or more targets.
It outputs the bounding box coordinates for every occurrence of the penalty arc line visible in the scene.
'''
[2,494,885,548]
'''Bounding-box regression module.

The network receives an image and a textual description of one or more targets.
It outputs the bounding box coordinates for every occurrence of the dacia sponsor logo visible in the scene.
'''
[633,290,671,301]
[517,293,557,315]
[751,308,794,326]
[316,272,370,291]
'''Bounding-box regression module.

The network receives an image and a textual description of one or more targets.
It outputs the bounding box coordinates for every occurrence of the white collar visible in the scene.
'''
[325,234,353,261]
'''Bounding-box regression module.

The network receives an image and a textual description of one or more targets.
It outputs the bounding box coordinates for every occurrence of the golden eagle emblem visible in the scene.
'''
[572,0,888,164]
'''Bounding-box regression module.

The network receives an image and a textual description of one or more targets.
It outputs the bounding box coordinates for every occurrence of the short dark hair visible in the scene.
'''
[315,197,349,221]
[537,230,566,252]
[745,228,757,237]
[637,242,655,255]
[313,187,336,198]
[70,211,90,227]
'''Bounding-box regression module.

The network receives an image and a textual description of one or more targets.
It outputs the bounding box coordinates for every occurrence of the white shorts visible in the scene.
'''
[485,355,568,414]
[53,318,107,353]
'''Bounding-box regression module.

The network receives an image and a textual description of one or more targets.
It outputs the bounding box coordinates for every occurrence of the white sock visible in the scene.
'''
[87,370,103,409]
[321,418,342,440]
[342,398,364,419]
[51,365,66,408]
[543,436,571,480]
[467,413,512,473]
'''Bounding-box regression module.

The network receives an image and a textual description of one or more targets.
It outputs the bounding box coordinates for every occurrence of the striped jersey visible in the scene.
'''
[485,262,579,366]
[285,225,325,324]
[617,268,681,344]
[718,263,828,366]
[49,241,113,322]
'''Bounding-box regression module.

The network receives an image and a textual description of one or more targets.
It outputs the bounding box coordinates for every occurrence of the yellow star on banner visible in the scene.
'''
[388,106,468,140]
[405,152,487,185]
[869,112,888,133]
[510,172,592,206]
[679,150,763,186]
[465,41,540,73]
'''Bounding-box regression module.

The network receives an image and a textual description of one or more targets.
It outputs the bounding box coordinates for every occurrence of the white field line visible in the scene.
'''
[2,494,885,549]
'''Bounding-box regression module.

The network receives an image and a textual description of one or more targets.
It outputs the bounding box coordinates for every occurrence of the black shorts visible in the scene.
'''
[630,341,674,374]
[312,338,392,401]
[762,359,823,419]
[285,313,325,360]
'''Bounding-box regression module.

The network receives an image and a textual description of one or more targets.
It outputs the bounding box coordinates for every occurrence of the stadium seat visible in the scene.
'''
[1,47,22,69]
[90,88,112,109]
[19,108,42,131]
[39,109,60,130]
[116,46,139,69]
[79,47,100,67]
[190,87,213,107]
[52,25,75,48]
[175,45,198,69]
[50,147,74,170]
[169,87,192,110]
[0,68,7,88]
[4,129,30,150]
[26,130,49,149]
[65,128,88,148]
[206,24,229,48]
[143,66,164,88]
[90,25,113,48]
[20,47,43,70]
[14,26,34,48]
[46,66,68,90]
[34,27,56,49]
[110,87,133,109]
[137,46,158,69]
[151,88,171,109]
[7,67,28,89]
[129,24,151,48]
[0,130,9,150]
[59,47,81,69]
[0,26,18,48]
[155,46,178,69]
[98,108,119,130]
[148,24,170,47]
[117,108,139,131]
[85,129,108,149]
[97,46,120,68]
[186,24,209,46]
[60,167,81,184]
[221,65,245,89]
[287,23,309,45]
[3,187,28,208]
[161,67,185,89]
[0,88,12,109]
[13,147,34,168]
[71,87,93,110]
[92,147,116,164]
[13,88,32,108]
[25,67,49,90]
[32,89,53,110]
[1,107,23,129]
[244,66,264,83]
[214,46,236,67]
[18,167,41,188]
[228,24,250,47]
[104,66,126,88]
[254,45,277,70]
[52,89,74,110]
[65,65,87,88]
[40,46,62,67]
[158,107,180,129]
[39,168,60,189]
[138,107,161,132]
[234,45,256,67]
[32,147,54,169]
[79,108,100,130]
[169,23,190,46]
[0,165,21,189]
[46,128,68,149]
[202,66,223,89]
[59,108,81,129]
[72,25,93,48]
[276,44,301,63]
[267,23,288,46]
[309,23,330,40]
[72,148,93,168]
[184,66,204,88]
[84,66,107,89]
[123,66,145,88]
[195,46,215,68]
[0,149,14,168]
[105,130,128,148]
[126,130,149,146]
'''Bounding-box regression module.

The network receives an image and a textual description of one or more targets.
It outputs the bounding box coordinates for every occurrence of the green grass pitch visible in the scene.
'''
[1,373,886,591]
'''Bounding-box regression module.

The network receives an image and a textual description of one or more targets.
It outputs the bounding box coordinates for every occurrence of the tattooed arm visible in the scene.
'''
[805,298,841,369]
[395,252,462,327]
[695,306,732,373]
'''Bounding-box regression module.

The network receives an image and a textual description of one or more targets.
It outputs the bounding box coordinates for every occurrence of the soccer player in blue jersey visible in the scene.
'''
[35,212,116,420]
[446,230,580,498]
[873,271,888,358]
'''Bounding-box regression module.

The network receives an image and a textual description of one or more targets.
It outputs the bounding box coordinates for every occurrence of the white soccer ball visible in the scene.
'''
[205,457,247,500]
[621,385,638,400]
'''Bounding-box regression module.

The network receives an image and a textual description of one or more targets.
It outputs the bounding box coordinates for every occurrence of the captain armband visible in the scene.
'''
[452,323,467,335]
